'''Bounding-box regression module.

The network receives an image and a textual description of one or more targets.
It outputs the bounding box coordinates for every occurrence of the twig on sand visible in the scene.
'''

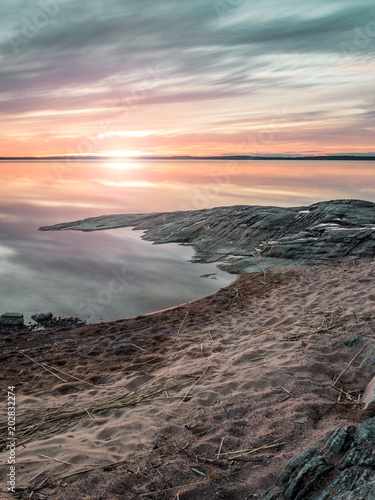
[216,437,224,459]
[34,476,50,490]
[29,469,47,483]
[55,448,153,478]
[138,480,206,497]
[250,249,267,282]
[229,441,286,458]
[131,343,146,352]
[5,317,180,354]
[20,351,99,387]
[38,454,74,466]
[281,386,294,397]
[213,360,267,377]
[332,385,361,402]
[138,438,285,497]
[332,344,366,387]
[20,352,66,382]
[331,344,365,402]
[192,468,206,477]
[83,408,95,418]
[56,458,135,479]
[42,363,99,387]
[218,437,286,458]
[0,368,213,449]
[177,311,189,336]
[233,328,275,345]
[177,363,211,407]
[282,308,374,341]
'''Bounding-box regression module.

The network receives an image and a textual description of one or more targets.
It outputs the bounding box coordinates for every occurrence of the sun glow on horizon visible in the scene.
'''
[105,150,143,158]
[104,161,141,170]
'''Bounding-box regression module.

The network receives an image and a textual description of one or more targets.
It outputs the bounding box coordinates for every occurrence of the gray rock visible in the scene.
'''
[262,417,375,499]
[39,199,375,274]
[324,425,355,456]
[354,417,375,445]
[343,336,362,347]
[31,312,53,323]
[0,312,24,325]
[360,345,375,367]
[362,374,375,409]
[284,455,333,500]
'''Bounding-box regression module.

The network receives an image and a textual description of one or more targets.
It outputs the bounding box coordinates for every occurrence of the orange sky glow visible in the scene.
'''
[1,1,374,158]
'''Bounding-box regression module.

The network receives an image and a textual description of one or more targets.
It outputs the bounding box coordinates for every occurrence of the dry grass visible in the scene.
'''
[281,308,375,341]
[0,368,213,450]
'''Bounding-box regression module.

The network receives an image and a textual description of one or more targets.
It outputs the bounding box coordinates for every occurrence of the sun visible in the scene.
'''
[102,151,144,169]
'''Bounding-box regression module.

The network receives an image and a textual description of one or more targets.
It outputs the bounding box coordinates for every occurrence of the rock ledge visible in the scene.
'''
[40,199,375,273]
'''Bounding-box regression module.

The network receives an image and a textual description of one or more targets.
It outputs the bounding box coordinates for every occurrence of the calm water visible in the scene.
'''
[1,159,374,323]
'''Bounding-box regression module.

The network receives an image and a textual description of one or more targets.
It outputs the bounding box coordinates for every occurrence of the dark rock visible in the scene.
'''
[324,425,355,456]
[262,417,375,499]
[31,316,86,330]
[360,345,375,367]
[39,199,375,274]
[332,333,366,348]
[343,337,362,347]
[31,312,53,323]
[0,312,24,326]
[353,418,375,445]
[362,375,375,409]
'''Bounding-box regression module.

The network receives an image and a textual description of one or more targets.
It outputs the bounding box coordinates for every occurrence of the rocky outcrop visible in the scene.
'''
[31,312,53,324]
[39,199,375,274]
[0,312,24,326]
[262,417,375,499]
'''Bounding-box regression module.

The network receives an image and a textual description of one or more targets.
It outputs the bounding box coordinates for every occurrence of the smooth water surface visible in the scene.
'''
[1,159,374,323]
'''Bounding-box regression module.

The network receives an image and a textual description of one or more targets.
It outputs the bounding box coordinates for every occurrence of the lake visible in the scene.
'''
[1,159,374,323]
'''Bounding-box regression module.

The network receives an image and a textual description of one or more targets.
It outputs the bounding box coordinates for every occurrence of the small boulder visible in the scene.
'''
[0,312,24,326]
[31,312,53,323]
[362,374,375,409]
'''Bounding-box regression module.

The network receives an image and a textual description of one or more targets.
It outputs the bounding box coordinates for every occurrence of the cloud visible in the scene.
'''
[0,0,374,155]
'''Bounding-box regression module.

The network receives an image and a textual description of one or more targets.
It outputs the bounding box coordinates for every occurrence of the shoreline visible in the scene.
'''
[39,199,375,274]
[1,258,375,498]
[0,272,239,333]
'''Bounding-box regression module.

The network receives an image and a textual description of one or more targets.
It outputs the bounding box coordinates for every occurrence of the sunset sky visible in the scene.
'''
[1,0,375,157]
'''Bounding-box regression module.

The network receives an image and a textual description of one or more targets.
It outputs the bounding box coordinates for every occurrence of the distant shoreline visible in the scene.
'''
[1,155,375,161]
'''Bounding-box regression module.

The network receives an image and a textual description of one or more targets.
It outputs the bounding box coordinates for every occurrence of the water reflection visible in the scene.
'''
[0,207,232,323]
[1,160,375,216]
[0,159,374,323]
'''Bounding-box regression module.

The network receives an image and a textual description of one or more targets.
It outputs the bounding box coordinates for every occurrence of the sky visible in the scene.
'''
[0,0,374,157]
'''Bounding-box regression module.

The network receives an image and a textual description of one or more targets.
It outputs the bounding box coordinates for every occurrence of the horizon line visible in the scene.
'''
[1,153,375,161]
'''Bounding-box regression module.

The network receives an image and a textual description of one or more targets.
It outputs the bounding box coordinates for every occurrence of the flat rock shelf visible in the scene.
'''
[40,199,375,273]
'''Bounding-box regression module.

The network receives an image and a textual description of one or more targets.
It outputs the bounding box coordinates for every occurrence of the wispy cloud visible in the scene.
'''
[0,0,374,155]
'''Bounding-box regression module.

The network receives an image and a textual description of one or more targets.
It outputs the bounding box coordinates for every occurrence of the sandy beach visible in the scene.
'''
[1,257,375,499]
[2,0,375,494]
